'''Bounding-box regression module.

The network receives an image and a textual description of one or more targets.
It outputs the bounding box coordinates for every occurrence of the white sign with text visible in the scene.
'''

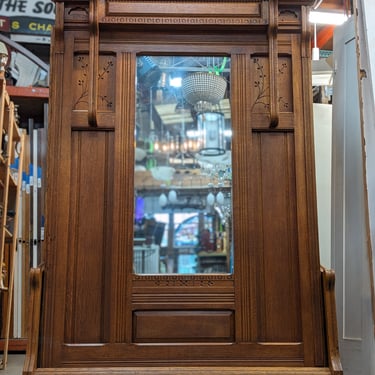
[0,0,55,20]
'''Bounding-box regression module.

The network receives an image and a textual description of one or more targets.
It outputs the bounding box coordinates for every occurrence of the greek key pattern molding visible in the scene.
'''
[133,274,234,287]
[101,16,266,25]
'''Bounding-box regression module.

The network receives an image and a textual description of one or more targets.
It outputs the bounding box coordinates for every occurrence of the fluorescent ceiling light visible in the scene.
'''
[169,76,182,88]
[309,11,348,25]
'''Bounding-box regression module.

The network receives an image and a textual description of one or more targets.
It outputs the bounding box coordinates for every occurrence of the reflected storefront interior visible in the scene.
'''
[133,55,232,274]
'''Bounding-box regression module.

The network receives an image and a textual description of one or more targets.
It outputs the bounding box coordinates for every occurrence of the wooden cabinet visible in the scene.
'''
[24,1,342,374]
[0,74,25,367]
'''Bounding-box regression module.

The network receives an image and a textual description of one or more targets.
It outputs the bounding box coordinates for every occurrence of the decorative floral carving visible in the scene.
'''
[73,56,114,110]
[278,61,289,110]
[251,57,290,112]
[252,57,269,111]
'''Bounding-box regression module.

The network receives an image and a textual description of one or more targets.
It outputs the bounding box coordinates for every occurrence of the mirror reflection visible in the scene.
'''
[134,55,233,274]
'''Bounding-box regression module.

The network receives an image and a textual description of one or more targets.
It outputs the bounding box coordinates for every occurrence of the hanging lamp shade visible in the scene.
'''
[182,72,227,106]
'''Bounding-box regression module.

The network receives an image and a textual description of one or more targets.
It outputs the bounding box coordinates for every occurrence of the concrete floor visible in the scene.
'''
[1,354,25,374]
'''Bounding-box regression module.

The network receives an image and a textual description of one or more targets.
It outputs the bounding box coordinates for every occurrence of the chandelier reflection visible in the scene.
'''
[154,132,201,160]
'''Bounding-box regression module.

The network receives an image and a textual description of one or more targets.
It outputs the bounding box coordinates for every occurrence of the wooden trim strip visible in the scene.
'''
[23,268,44,375]
[268,0,279,127]
[31,366,331,374]
[106,2,262,16]
[88,0,99,127]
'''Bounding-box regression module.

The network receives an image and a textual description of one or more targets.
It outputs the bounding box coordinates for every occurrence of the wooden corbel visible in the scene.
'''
[268,0,279,128]
[88,0,99,127]
[321,267,344,375]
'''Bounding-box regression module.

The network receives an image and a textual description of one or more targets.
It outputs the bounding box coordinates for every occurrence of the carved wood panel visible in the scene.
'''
[72,54,115,112]
[65,130,114,343]
[71,53,116,127]
[250,55,294,127]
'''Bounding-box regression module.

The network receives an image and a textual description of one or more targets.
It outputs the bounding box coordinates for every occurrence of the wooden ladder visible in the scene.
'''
[0,72,25,369]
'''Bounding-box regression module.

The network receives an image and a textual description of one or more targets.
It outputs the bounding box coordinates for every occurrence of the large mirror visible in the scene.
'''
[134,55,232,274]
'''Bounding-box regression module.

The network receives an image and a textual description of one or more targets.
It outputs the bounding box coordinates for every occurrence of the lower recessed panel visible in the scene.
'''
[133,310,234,343]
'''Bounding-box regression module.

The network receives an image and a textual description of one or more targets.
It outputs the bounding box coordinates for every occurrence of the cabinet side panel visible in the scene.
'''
[64,130,114,343]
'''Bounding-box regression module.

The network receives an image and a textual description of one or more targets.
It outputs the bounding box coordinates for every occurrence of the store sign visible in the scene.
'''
[0,16,53,35]
[0,0,54,35]
[0,0,55,18]
[0,16,11,31]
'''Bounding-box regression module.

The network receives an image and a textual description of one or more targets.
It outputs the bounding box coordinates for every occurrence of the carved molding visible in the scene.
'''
[133,273,234,287]
[101,16,266,25]
[59,1,312,29]
[64,5,89,23]
[279,6,301,28]
[103,0,267,26]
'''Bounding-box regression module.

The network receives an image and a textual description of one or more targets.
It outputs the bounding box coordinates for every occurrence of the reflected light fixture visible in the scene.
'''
[168,189,178,204]
[159,193,168,207]
[170,76,182,88]
[206,187,225,207]
[216,191,225,205]
[182,72,227,112]
[206,183,215,206]
[309,11,348,25]
[159,187,179,208]
[207,192,215,206]
[197,112,226,156]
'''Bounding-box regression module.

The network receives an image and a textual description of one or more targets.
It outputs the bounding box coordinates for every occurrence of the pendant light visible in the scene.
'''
[197,111,226,156]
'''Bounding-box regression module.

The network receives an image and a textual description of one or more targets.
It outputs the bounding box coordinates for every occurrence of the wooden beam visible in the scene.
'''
[7,87,49,100]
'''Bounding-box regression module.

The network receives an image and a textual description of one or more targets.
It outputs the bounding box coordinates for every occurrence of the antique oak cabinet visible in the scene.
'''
[24,0,342,374]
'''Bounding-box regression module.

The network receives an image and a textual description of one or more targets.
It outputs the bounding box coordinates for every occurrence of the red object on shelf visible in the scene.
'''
[6,86,49,99]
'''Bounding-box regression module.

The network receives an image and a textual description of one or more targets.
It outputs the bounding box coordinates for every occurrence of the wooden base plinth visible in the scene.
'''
[28,367,332,375]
